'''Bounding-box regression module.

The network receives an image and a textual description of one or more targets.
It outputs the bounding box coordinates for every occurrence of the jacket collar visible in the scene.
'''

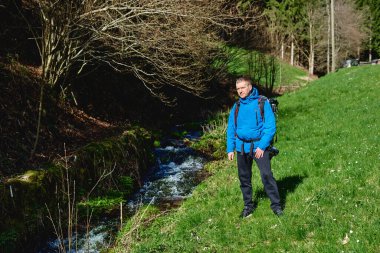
[239,87,259,104]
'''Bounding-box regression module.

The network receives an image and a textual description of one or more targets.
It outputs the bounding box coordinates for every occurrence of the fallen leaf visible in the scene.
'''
[342,233,350,245]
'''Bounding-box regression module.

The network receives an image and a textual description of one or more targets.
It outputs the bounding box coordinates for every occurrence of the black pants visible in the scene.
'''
[237,151,281,211]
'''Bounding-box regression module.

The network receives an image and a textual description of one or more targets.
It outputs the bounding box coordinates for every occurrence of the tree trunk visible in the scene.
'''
[369,20,372,62]
[281,42,284,60]
[326,0,330,73]
[369,37,372,62]
[290,38,294,66]
[331,0,336,72]
[357,47,360,59]
[309,22,314,75]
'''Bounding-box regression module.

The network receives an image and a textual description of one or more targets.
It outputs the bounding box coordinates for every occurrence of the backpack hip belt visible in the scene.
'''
[236,134,260,157]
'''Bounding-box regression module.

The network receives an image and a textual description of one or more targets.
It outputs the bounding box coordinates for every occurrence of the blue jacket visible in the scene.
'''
[226,88,276,154]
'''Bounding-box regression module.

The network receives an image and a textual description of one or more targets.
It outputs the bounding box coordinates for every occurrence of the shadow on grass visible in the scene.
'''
[254,175,307,210]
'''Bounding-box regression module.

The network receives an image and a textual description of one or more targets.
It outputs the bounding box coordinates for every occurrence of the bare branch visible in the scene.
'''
[33,0,256,102]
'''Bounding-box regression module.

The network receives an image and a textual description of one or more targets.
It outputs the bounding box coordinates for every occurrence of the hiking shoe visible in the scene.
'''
[240,207,254,218]
[273,208,284,217]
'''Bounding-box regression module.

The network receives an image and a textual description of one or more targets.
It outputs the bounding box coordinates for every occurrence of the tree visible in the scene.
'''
[265,0,367,74]
[299,0,326,75]
[265,0,305,66]
[24,0,254,155]
[27,0,95,156]
[356,0,380,60]
[317,0,367,72]
[31,0,253,99]
[333,0,368,65]
[265,0,288,58]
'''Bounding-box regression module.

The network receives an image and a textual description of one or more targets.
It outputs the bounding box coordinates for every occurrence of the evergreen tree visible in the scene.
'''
[265,0,305,65]
[356,0,380,59]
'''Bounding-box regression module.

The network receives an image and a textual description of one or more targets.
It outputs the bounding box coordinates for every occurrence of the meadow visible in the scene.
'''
[113,65,380,252]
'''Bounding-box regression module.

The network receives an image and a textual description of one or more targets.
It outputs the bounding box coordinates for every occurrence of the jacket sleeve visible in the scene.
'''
[257,100,276,150]
[226,103,237,153]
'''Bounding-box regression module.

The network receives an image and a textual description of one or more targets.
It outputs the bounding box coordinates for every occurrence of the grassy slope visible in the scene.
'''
[113,65,380,253]
[221,46,310,87]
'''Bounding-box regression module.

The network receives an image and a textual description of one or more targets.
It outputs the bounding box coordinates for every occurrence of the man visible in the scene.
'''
[226,76,283,218]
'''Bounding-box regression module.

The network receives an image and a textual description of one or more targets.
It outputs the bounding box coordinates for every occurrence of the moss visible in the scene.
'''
[78,196,125,216]
[191,135,226,160]
[7,170,41,184]
[0,126,155,251]
[0,228,19,253]
[153,140,161,147]
[71,127,154,196]
[76,138,124,169]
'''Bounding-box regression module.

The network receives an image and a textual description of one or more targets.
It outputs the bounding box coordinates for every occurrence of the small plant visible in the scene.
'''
[191,111,228,159]
[78,196,124,215]
[119,176,134,196]
[153,140,161,148]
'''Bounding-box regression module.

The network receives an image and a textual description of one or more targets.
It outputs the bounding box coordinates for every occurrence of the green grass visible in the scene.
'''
[218,46,309,87]
[112,65,380,252]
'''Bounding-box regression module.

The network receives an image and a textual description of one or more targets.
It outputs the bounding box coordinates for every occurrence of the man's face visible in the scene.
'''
[236,81,252,99]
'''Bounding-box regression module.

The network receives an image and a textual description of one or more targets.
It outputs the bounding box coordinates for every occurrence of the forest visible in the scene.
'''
[0,0,379,252]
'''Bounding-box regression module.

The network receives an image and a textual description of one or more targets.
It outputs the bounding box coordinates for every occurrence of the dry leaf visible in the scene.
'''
[342,233,350,245]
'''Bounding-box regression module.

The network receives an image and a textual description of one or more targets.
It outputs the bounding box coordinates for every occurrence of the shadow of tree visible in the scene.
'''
[253,175,307,210]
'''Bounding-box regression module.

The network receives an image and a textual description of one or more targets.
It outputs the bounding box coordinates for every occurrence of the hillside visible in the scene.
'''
[0,61,123,177]
[0,50,316,252]
[112,65,380,253]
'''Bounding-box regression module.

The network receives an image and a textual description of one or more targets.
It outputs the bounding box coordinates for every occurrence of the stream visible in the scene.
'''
[38,130,205,252]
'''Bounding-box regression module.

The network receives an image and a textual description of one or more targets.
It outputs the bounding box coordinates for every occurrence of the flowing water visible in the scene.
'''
[38,130,205,252]
[128,132,204,208]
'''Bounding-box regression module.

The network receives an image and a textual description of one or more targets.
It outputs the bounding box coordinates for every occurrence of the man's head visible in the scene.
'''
[236,77,252,99]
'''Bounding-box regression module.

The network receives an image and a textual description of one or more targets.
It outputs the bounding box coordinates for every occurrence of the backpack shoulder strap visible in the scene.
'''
[258,95,267,120]
[259,95,278,144]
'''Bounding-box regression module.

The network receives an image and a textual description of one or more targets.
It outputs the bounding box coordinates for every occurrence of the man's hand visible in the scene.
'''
[255,148,264,159]
[228,152,234,161]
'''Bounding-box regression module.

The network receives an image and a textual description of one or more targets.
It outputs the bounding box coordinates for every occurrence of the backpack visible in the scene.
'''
[234,95,279,159]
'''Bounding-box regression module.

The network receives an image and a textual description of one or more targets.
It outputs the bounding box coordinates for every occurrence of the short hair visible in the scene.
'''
[236,76,252,85]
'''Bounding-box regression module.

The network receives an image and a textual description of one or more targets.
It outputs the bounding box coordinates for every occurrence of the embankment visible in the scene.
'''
[0,128,154,252]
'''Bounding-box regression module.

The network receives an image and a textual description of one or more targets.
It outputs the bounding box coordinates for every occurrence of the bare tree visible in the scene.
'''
[29,0,93,156]
[325,0,367,72]
[36,1,89,88]
[32,0,253,98]
[264,0,367,75]
[334,0,368,63]
[26,0,253,155]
